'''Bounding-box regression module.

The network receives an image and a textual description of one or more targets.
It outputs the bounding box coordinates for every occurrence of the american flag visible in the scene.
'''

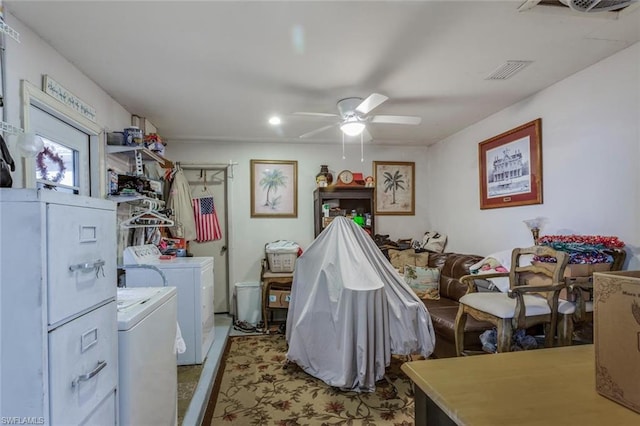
[191,196,222,242]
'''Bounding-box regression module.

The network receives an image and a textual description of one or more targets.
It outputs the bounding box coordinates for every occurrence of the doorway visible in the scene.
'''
[183,166,229,314]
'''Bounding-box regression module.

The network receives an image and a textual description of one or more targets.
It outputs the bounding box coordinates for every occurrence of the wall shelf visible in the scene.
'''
[0,120,24,135]
[0,21,20,43]
[107,194,164,207]
[106,145,173,170]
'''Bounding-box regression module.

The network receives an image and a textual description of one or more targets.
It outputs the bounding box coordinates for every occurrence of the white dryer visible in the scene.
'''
[123,245,215,365]
[117,286,178,426]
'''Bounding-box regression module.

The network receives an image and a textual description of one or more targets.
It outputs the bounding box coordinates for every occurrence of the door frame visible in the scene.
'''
[21,80,104,196]
[182,164,232,313]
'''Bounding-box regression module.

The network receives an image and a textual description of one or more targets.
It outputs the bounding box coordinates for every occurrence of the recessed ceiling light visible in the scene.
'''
[269,116,281,125]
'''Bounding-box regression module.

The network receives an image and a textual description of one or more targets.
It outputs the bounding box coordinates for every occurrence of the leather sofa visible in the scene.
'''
[423,252,496,358]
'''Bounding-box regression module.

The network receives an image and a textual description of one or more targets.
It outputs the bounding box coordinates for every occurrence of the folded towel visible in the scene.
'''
[469,250,533,292]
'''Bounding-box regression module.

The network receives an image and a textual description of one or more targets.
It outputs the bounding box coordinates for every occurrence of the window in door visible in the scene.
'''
[31,105,89,194]
[22,80,102,197]
[36,136,80,193]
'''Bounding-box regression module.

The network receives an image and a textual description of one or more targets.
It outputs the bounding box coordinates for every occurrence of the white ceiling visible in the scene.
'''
[7,1,640,146]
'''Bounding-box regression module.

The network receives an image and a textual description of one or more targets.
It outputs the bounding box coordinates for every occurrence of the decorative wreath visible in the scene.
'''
[36,146,66,183]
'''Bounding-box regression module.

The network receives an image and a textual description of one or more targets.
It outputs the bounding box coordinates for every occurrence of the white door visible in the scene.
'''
[29,105,90,195]
[186,168,229,313]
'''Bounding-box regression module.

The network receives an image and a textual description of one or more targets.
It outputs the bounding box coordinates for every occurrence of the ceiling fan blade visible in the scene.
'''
[299,123,337,139]
[292,112,339,118]
[355,93,389,115]
[370,115,422,125]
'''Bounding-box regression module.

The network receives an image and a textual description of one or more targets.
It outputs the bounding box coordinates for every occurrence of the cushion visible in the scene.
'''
[422,231,447,253]
[388,249,429,270]
[459,293,550,318]
[404,265,440,300]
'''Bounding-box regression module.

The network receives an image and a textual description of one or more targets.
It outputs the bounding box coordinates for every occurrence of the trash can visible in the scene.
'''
[234,282,262,325]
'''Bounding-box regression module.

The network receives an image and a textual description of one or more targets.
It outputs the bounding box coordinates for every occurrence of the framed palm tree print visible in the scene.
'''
[373,161,415,215]
[250,159,298,218]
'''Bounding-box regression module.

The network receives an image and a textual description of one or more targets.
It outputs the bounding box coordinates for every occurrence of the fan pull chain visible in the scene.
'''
[342,132,346,160]
[361,132,364,162]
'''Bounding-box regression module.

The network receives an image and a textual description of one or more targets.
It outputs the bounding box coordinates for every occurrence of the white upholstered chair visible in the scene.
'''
[454,246,569,355]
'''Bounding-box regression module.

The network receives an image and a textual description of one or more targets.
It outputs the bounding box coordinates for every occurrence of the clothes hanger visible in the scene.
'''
[120,204,175,229]
[191,169,214,197]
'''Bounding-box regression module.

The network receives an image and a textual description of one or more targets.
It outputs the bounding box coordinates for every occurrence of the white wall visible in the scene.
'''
[426,42,640,268]
[3,12,132,188]
[6,8,637,283]
[165,141,429,285]
[3,11,430,290]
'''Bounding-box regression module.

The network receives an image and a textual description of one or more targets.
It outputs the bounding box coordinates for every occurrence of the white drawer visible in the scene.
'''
[47,204,116,325]
[48,302,118,425]
[81,390,116,426]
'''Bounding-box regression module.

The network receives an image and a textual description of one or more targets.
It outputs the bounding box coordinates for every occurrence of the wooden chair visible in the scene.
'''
[454,246,569,355]
[556,248,626,345]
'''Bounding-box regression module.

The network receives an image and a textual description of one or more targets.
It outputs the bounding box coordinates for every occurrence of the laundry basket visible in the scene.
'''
[265,241,300,272]
[234,282,262,325]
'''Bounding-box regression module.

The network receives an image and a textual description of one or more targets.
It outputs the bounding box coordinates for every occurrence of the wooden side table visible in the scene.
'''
[261,269,294,331]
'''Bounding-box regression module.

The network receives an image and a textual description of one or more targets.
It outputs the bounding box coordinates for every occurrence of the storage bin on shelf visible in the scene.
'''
[265,240,299,273]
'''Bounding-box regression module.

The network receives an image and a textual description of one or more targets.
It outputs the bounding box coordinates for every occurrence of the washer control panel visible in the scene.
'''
[123,244,162,264]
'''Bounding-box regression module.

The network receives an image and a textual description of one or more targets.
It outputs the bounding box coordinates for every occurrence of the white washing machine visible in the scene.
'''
[123,244,215,365]
[117,286,178,426]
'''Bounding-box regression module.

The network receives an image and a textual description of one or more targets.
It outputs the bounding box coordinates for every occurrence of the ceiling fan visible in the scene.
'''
[293,93,422,139]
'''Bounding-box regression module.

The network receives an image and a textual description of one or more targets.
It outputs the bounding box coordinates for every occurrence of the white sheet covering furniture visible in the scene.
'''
[286,217,435,392]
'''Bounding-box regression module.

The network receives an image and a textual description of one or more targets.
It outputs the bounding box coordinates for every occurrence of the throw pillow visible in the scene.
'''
[414,251,429,267]
[388,249,430,270]
[422,231,447,253]
[404,265,440,300]
[389,249,415,270]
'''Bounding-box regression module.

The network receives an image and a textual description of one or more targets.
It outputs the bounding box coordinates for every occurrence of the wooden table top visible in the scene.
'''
[401,345,639,425]
[262,270,294,279]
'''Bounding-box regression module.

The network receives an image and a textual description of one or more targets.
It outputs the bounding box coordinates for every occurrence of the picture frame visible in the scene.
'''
[250,159,298,218]
[373,161,415,215]
[478,118,542,210]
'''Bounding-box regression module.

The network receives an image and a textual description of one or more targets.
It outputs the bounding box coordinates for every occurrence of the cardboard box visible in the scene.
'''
[522,262,612,295]
[533,261,612,278]
[565,262,612,277]
[594,270,640,414]
[268,289,291,308]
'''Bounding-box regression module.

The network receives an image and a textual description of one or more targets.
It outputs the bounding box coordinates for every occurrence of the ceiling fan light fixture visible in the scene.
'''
[340,120,365,137]
[268,116,281,125]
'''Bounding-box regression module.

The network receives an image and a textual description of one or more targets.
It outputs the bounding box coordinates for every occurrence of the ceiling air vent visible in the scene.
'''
[521,0,638,13]
[485,61,533,80]
[559,0,637,12]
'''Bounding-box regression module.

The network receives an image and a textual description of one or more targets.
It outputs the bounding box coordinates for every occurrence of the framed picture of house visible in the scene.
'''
[373,161,415,215]
[479,118,542,210]
[250,159,298,218]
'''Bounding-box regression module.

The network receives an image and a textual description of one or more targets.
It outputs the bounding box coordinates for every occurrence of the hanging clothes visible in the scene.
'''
[167,168,197,241]
[191,195,222,242]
